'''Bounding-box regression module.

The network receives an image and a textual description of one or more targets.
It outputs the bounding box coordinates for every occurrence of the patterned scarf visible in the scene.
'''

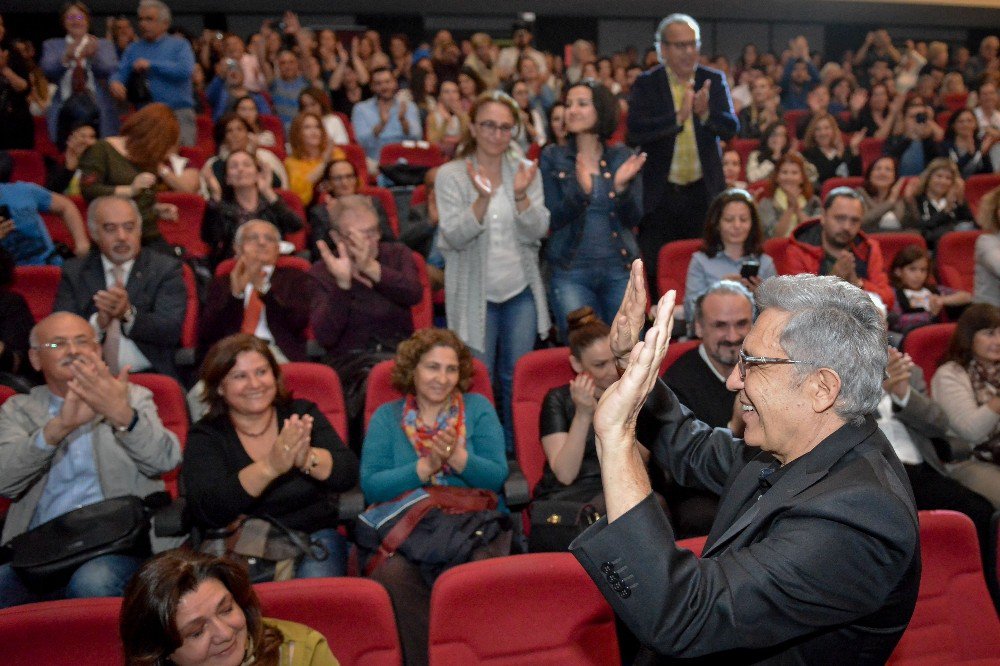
[401,392,466,485]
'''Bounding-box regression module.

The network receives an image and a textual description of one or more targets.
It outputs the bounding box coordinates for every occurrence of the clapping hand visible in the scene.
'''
[466,160,494,197]
[613,152,647,192]
[317,238,354,290]
[66,347,132,427]
[265,414,311,477]
[569,374,598,415]
[512,160,538,199]
[609,259,649,366]
[692,80,711,117]
[882,347,913,399]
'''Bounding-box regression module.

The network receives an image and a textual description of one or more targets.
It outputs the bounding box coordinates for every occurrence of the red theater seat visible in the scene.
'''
[858,137,886,173]
[214,255,312,277]
[936,230,982,293]
[281,362,349,443]
[657,239,701,304]
[429,553,619,666]
[11,265,61,323]
[0,597,124,665]
[902,323,955,390]
[258,114,287,160]
[964,173,1000,217]
[820,176,864,201]
[869,232,926,271]
[156,192,208,258]
[8,149,45,186]
[129,373,188,498]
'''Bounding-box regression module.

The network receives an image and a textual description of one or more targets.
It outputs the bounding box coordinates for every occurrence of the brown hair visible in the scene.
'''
[941,303,1000,368]
[767,152,814,200]
[288,111,329,159]
[456,91,521,158]
[199,334,289,419]
[916,157,960,197]
[700,188,764,258]
[121,103,179,172]
[298,87,333,116]
[889,244,933,289]
[801,112,840,151]
[567,307,610,360]
[120,550,283,666]
[391,328,473,395]
[977,185,1000,232]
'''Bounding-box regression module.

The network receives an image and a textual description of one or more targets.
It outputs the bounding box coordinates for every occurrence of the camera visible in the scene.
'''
[740,259,761,279]
[225,58,238,69]
[915,112,928,124]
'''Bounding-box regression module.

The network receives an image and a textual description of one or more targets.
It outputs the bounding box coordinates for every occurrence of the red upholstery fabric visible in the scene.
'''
[255,577,402,666]
[195,114,215,153]
[0,386,13,517]
[258,114,287,160]
[428,552,619,666]
[820,176,864,201]
[783,109,809,138]
[763,237,792,275]
[363,358,493,429]
[512,347,576,496]
[660,339,701,376]
[33,116,62,160]
[274,189,308,252]
[676,534,708,556]
[130,373,187,498]
[360,185,400,236]
[941,93,969,112]
[178,145,209,169]
[656,239,702,307]
[11,265,61,322]
[156,192,209,258]
[727,138,759,180]
[410,184,428,207]
[340,143,375,185]
[858,137,886,173]
[936,230,982,293]
[41,212,77,251]
[964,173,1000,217]
[281,362,349,443]
[214,255,312,277]
[68,194,88,219]
[8,149,46,186]
[0,597,124,665]
[332,111,357,144]
[409,251,433,331]
[378,142,446,169]
[869,232,927,272]
[888,511,1000,664]
[902,323,955,391]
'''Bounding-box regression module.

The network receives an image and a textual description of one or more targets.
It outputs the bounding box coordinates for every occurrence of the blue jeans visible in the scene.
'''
[295,528,349,578]
[0,554,142,609]
[549,260,631,341]
[480,288,537,452]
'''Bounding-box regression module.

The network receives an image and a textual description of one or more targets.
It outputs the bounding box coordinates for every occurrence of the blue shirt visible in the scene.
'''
[898,140,927,177]
[0,182,59,266]
[111,34,195,110]
[270,76,309,131]
[351,96,422,162]
[683,249,776,321]
[30,394,104,527]
[206,77,270,122]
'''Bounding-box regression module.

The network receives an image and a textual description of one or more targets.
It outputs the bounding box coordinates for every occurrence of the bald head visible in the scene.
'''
[29,312,100,393]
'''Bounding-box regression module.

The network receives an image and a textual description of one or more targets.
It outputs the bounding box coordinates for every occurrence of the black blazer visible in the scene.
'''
[53,248,186,377]
[626,64,738,216]
[571,382,920,664]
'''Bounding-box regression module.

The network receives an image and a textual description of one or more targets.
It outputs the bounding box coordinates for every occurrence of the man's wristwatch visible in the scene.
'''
[113,408,139,433]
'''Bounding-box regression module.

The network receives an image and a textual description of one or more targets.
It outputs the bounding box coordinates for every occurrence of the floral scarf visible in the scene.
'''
[401,392,466,485]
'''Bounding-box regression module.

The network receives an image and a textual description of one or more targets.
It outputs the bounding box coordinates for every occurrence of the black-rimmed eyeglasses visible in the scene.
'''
[737,349,812,381]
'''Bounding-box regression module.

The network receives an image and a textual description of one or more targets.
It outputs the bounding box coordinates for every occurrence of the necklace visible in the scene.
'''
[232,408,274,438]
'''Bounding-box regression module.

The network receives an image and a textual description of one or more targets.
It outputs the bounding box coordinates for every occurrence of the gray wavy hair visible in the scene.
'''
[756,274,887,425]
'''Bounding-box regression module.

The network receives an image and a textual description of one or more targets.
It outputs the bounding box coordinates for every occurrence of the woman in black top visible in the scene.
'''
[0,15,33,149]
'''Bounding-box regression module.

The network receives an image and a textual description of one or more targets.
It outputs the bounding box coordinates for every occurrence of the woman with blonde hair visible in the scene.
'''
[902,156,975,248]
[800,112,863,185]
[79,102,199,246]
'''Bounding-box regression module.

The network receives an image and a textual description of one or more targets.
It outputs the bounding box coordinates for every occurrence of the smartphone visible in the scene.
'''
[0,205,10,221]
[740,259,760,279]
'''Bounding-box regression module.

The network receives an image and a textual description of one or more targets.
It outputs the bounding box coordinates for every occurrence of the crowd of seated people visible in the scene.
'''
[4,8,1000,663]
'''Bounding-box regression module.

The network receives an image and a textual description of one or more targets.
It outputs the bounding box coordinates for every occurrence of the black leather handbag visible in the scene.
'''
[8,495,150,590]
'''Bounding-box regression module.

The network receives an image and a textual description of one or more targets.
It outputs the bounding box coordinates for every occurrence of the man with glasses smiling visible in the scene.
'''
[628,13,737,293]
[570,264,919,663]
[0,311,180,608]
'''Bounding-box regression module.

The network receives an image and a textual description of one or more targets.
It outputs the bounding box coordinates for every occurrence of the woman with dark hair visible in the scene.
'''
[546,102,568,148]
[683,188,776,321]
[297,87,349,146]
[457,66,485,111]
[540,80,645,340]
[0,14,34,149]
[120,550,338,665]
[40,1,119,142]
[757,152,823,237]
[930,304,1000,507]
[201,113,287,195]
[425,79,467,158]
[408,66,437,128]
[938,108,995,177]
[745,122,793,183]
[848,82,902,140]
[307,157,394,259]
[327,62,369,118]
[388,33,412,88]
[857,155,909,232]
[202,149,302,268]
[78,103,199,246]
[182,334,359,581]
[232,94,276,150]
[361,327,507,666]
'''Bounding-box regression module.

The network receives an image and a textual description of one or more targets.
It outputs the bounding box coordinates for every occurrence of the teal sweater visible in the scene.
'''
[360,394,508,504]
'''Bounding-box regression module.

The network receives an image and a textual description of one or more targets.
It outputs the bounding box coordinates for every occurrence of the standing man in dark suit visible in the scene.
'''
[198,219,313,364]
[629,14,738,292]
[571,264,920,663]
[53,195,185,377]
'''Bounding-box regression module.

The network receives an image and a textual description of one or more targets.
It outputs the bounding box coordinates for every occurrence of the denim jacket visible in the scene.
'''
[540,141,642,270]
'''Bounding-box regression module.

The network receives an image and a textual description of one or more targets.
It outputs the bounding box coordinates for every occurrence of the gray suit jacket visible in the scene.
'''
[890,368,952,476]
[0,384,181,548]
[52,248,186,377]
[571,382,920,664]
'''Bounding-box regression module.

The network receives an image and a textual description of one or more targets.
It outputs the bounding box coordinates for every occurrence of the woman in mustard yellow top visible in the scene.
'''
[284,112,344,207]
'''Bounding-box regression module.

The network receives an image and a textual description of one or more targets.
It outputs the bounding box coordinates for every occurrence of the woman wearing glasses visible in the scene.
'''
[540,80,645,341]
[435,90,550,450]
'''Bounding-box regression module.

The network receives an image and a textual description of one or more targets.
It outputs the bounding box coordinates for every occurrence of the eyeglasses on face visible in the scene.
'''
[737,349,812,381]
[476,121,515,135]
[663,39,701,51]
[34,336,98,352]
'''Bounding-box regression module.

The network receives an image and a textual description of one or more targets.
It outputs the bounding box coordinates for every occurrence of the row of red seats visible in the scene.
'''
[0,511,992,665]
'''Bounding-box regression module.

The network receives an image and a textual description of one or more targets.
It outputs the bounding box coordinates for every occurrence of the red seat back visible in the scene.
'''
[935,230,982,292]
[11,265,62,322]
[783,109,809,139]
[274,189,308,253]
[378,142,446,169]
[33,116,62,160]
[41,212,77,252]
[870,232,926,272]
[934,110,954,130]
[179,263,198,353]
[364,358,494,429]
[360,185,400,236]
[0,597,124,665]
[858,137,886,173]
[512,348,576,496]
[902,323,955,390]
[763,237,792,275]
[727,138,759,180]
[941,93,969,112]
[332,111,357,144]
[8,149,46,186]
[410,184,428,207]
[660,339,701,376]
[129,373,187,498]
[888,511,1000,663]
[195,114,215,153]
[255,578,402,665]
[178,145,209,169]
[656,239,702,304]
[820,176,864,202]
[429,553,619,666]
[214,255,312,277]
[258,114,287,160]
[409,251,433,331]
[156,192,209,258]
[964,174,1000,217]
[340,143,375,185]
[281,362,349,442]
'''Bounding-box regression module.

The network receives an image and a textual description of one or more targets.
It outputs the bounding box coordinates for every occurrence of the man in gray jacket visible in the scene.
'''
[0,311,180,608]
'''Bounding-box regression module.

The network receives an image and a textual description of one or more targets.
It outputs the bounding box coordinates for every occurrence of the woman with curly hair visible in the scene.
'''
[120,549,338,665]
[756,151,823,238]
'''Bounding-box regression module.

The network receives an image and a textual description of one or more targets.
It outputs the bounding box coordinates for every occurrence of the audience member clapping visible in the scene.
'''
[298,87,350,146]
[800,112,863,184]
[901,157,975,248]
[745,122,794,183]
[757,152,822,237]
[285,111,340,207]
[858,156,912,232]
[939,108,995,177]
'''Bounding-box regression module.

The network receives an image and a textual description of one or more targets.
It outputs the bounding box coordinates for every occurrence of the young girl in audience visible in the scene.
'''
[746,122,794,183]
[233,94,277,149]
[889,244,970,335]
